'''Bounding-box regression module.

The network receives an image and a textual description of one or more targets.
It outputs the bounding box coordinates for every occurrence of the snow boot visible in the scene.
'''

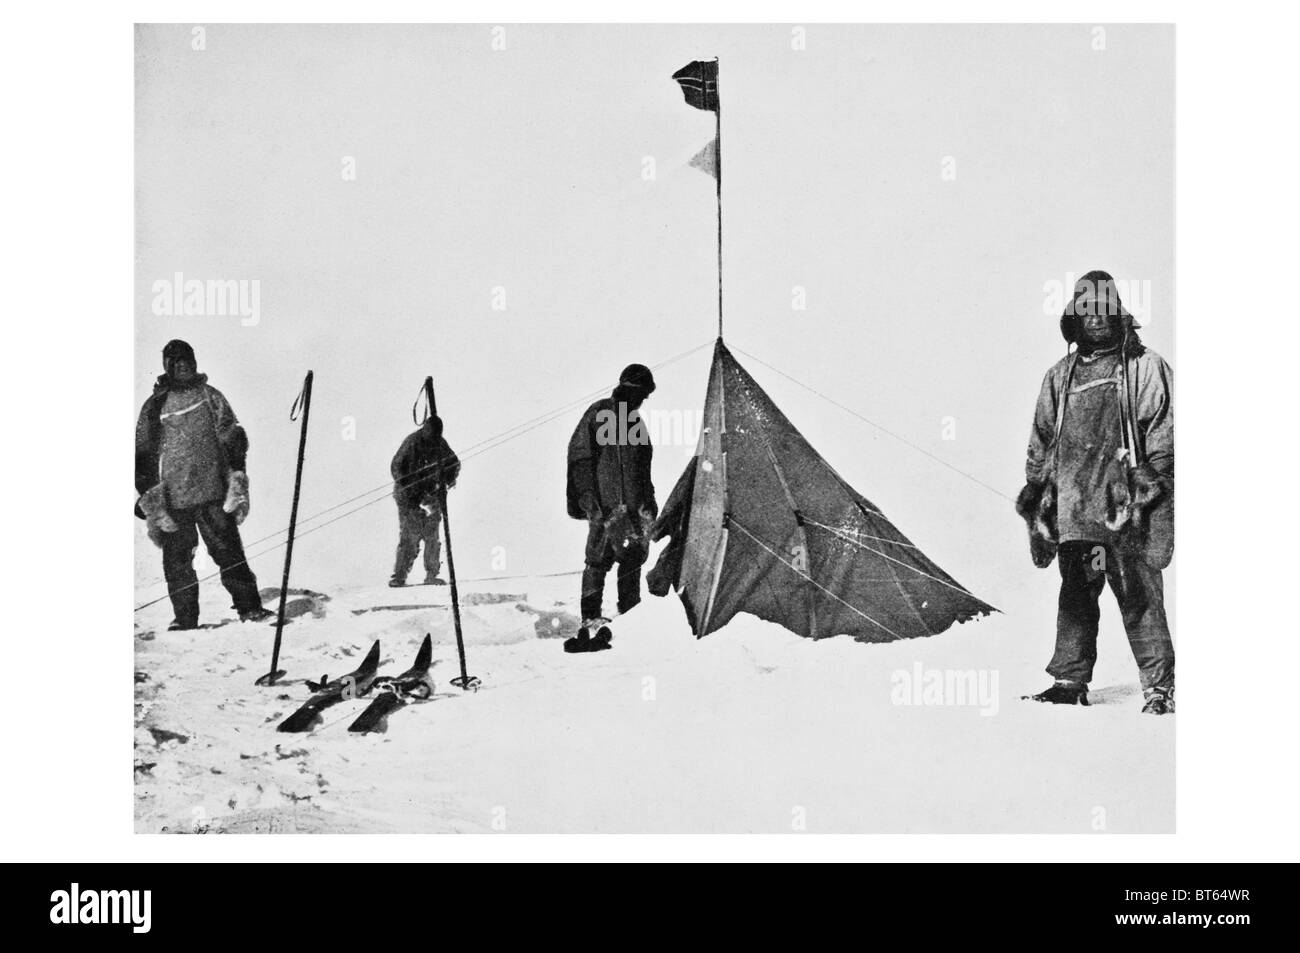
[1142,686,1175,715]
[388,577,407,588]
[239,606,275,623]
[1024,680,1090,706]
[424,574,447,586]
[167,617,198,631]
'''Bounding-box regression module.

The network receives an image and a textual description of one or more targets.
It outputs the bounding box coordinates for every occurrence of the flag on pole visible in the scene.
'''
[689,138,718,179]
[673,57,723,336]
[672,60,719,112]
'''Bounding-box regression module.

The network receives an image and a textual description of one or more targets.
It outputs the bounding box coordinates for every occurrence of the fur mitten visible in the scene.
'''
[605,504,649,560]
[1128,463,1167,522]
[579,491,601,522]
[222,470,250,525]
[1015,480,1058,569]
[137,483,178,548]
[1121,463,1174,569]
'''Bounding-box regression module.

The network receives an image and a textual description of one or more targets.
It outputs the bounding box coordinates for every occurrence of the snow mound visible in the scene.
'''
[135,572,1172,834]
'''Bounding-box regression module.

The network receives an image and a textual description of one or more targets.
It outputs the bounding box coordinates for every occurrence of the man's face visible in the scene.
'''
[168,357,196,382]
[1079,311,1118,345]
[1076,296,1120,346]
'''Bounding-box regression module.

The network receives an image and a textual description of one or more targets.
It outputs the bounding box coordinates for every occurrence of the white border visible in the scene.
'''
[3,1,1297,863]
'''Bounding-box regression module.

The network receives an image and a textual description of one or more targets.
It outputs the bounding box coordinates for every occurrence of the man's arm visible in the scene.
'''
[205,386,249,471]
[439,438,461,489]
[134,398,158,495]
[566,407,601,517]
[391,434,419,505]
[1137,356,1174,480]
[1025,366,1060,485]
[641,443,657,520]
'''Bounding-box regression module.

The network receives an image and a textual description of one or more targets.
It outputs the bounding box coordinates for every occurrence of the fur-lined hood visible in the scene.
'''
[1059,270,1142,348]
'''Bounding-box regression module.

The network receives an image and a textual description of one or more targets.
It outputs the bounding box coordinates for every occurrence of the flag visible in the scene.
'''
[672,60,719,112]
[689,138,718,179]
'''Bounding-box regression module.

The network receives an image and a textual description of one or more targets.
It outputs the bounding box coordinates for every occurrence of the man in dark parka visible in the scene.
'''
[135,340,272,630]
[1017,272,1175,714]
[567,364,658,628]
[389,414,461,587]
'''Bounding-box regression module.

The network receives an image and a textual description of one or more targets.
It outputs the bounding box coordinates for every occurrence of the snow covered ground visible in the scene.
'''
[134,556,1173,835]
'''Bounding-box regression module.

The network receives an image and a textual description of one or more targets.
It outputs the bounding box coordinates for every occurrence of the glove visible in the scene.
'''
[579,492,602,522]
[1015,480,1058,569]
[1128,463,1167,516]
[222,470,250,525]
[1122,463,1173,569]
[137,484,178,548]
[605,504,648,559]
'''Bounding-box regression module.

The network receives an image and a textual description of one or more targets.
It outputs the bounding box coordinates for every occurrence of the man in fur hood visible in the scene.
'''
[1017,272,1175,714]
[135,340,272,630]
[389,413,460,587]
[566,363,658,635]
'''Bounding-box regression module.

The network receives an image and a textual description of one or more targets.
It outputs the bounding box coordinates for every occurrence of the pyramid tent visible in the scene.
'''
[653,339,995,642]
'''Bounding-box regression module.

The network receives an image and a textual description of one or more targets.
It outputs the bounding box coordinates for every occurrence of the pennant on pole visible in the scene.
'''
[688,137,718,179]
[672,60,719,112]
[672,56,723,337]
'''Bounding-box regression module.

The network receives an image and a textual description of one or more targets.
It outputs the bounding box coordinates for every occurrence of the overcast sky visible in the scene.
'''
[135,23,1173,623]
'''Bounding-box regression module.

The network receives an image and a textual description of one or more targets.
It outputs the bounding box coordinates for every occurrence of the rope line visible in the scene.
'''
[729,343,1014,504]
[728,519,903,640]
[802,517,984,600]
[137,338,1004,616]
[218,338,715,557]
[800,521,921,551]
[134,341,712,611]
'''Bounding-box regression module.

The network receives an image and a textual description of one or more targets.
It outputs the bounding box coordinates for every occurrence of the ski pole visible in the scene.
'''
[420,376,480,691]
[257,370,313,687]
[440,485,478,690]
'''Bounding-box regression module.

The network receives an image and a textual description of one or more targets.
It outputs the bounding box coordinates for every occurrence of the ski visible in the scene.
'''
[348,634,435,733]
[276,640,382,733]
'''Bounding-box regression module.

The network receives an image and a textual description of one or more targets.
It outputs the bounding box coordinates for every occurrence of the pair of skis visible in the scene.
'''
[276,636,434,733]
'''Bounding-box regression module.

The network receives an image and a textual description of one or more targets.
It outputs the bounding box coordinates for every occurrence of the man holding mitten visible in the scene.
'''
[135,339,272,630]
[566,364,658,637]
[1017,272,1175,714]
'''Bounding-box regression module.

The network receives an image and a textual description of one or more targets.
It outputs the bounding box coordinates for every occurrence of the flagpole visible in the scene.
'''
[715,57,723,340]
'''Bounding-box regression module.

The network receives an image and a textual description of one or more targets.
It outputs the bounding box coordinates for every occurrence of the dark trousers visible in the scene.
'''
[581,519,648,620]
[162,502,262,623]
[392,501,442,582]
[1048,541,1175,691]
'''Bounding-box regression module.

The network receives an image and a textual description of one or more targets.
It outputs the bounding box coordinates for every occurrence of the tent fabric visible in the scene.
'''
[660,338,995,642]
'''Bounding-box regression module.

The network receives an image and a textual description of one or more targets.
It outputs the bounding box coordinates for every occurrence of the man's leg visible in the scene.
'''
[391,503,421,584]
[614,542,649,615]
[1047,541,1107,686]
[161,510,201,624]
[195,503,263,613]
[581,520,614,621]
[1106,547,1175,692]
